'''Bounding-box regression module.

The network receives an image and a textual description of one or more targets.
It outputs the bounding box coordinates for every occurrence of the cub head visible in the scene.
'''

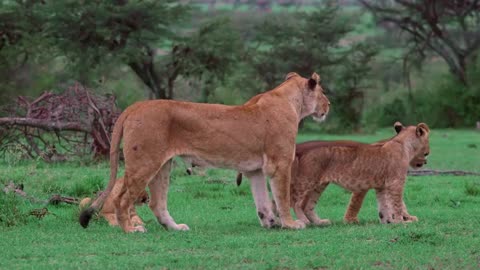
[393,122,428,169]
[395,122,430,169]
[287,72,330,122]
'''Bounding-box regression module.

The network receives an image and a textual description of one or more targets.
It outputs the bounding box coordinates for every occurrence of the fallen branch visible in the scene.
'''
[0,117,91,132]
[408,169,480,177]
[3,181,80,205]
[0,83,121,160]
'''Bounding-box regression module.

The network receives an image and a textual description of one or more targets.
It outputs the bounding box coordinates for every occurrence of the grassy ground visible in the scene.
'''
[0,128,479,269]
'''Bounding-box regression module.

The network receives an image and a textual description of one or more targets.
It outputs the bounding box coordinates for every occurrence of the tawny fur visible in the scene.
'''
[290,123,430,225]
[79,72,330,233]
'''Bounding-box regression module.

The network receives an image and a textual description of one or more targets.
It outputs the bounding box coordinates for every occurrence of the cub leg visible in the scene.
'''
[385,178,408,223]
[343,190,368,223]
[400,199,418,222]
[245,171,278,228]
[302,183,331,226]
[148,160,189,231]
[292,190,311,225]
[375,187,393,224]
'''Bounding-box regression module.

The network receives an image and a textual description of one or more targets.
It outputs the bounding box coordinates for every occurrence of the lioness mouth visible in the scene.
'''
[312,114,327,123]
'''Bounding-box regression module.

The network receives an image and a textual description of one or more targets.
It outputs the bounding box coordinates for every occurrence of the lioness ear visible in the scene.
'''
[285,72,300,81]
[416,123,430,137]
[393,121,404,134]
[308,72,320,90]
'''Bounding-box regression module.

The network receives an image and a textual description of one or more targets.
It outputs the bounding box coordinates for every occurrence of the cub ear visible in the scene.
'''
[308,72,320,90]
[416,123,430,137]
[285,72,300,81]
[393,121,404,134]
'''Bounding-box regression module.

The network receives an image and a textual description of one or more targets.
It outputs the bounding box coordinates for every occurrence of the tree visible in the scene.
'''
[360,0,480,85]
[43,0,188,99]
[1,1,241,100]
[249,4,377,130]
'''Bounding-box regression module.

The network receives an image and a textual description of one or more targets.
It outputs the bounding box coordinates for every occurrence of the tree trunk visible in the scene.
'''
[128,48,168,100]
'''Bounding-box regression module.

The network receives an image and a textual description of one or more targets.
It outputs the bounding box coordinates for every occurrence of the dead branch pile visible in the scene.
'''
[0,83,121,161]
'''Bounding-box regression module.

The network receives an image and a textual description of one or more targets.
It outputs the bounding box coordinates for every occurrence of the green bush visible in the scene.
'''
[68,175,104,198]
[0,192,28,227]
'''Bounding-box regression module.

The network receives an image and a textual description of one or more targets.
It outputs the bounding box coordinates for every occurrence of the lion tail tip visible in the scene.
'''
[79,207,95,228]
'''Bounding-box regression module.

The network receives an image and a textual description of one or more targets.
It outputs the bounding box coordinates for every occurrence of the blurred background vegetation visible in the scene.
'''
[1,0,479,133]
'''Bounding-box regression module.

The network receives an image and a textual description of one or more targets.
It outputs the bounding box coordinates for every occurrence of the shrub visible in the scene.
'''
[68,175,105,198]
[0,192,28,227]
[464,182,480,197]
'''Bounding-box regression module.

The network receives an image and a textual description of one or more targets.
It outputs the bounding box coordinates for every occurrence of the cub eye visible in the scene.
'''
[424,152,429,157]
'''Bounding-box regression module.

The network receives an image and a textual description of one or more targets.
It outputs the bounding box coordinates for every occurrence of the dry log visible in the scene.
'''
[408,169,480,177]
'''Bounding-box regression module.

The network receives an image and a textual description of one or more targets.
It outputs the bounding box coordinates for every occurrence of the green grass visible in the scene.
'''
[0,129,479,269]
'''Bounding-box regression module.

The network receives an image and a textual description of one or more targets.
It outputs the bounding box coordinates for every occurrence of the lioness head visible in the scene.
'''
[287,72,330,122]
[394,122,430,169]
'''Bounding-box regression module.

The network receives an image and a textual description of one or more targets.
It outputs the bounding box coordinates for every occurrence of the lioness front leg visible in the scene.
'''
[344,190,368,223]
[148,160,189,231]
[269,164,305,229]
[245,171,278,228]
[302,184,331,226]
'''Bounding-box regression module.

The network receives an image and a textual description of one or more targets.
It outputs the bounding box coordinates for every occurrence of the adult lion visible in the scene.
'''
[80,72,330,233]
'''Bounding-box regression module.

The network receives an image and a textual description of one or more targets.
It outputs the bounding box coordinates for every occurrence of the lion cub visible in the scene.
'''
[291,122,430,225]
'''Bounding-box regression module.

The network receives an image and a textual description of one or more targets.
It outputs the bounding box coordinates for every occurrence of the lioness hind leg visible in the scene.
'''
[114,178,148,233]
[148,160,189,231]
[303,184,331,226]
[344,190,368,223]
[102,177,145,227]
[245,171,278,228]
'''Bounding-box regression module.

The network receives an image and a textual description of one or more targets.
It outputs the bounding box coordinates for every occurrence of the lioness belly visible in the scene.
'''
[181,155,263,172]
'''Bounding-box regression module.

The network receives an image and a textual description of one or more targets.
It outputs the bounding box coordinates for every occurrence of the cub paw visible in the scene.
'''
[282,219,306,230]
[344,217,359,224]
[402,215,418,222]
[312,219,331,226]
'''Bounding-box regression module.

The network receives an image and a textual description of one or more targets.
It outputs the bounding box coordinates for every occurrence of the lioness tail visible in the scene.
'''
[79,110,128,228]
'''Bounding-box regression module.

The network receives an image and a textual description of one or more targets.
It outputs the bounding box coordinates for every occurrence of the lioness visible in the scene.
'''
[80,72,330,233]
[290,122,430,225]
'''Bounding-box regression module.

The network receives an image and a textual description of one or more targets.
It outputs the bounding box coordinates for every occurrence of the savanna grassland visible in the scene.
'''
[1,129,479,269]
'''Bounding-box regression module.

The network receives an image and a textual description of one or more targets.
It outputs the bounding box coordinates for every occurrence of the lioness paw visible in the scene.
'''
[135,225,147,233]
[131,216,145,226]
[124,225,147,233]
